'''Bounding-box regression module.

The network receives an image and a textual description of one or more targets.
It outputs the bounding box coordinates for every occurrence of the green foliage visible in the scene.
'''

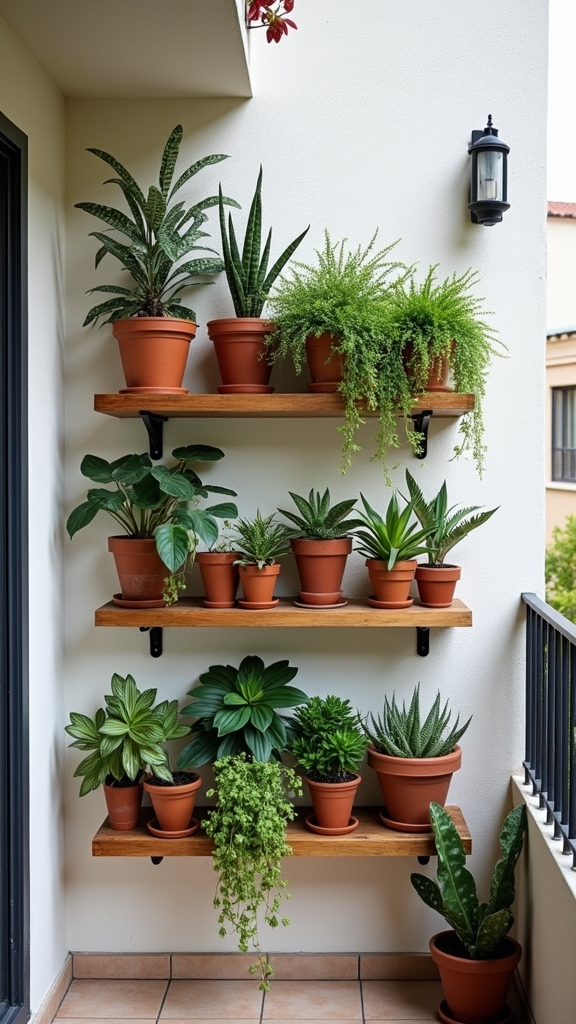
[233,510,292,568]
[76,125,240,324]
[386,267,506,475]
[203,754,302,988]
[66,445,237,602]
[546,515,576,621]
[290,695,367,782]
[65,673,190,794]
[178,655,308,766]
[219,167,309,317]
[277,487,362,540]
[410,803,526,958]
[353,492,432,569]
[364,684,471,758]
[404,470,498,566]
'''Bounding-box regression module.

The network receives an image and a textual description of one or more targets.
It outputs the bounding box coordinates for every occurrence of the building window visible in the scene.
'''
[552,386,576,481]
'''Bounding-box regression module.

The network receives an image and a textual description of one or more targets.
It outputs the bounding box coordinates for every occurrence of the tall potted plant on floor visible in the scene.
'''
[76,125,239,393]
[207,168,308,392]
[352,493,432,607]
[411,803,526,1024]
[233,511,291,607]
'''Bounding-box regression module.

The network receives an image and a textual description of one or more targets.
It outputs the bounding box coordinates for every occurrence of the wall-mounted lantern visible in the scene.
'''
[468,115,510,226]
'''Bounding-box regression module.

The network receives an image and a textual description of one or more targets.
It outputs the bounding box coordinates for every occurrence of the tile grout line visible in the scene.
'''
[358,976,366,1024]
[154,977,171,1024]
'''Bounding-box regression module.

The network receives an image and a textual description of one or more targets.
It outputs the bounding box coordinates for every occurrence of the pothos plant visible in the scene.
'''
[203,754,302,988]
[246,1,297,43]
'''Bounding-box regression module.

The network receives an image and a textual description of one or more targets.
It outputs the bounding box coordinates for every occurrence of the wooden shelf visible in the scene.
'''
[95,597,472,629]
[94,392,474,419]
[92,805,471,859]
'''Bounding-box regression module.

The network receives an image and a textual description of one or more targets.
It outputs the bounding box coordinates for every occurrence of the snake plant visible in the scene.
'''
[364,684,471,758]
[404,470,498,566]
[353,493,432,570]
[218,167,309,317]
[277,488,363,540]
[411,802,527,958]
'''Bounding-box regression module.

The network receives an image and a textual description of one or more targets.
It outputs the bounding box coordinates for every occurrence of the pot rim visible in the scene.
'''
[366,558,418,568]
[367,744,462,770]
[305,773,361,790]
[430,931,522,974]
[291,537,352,552]
[112,316,197,332]
[305,332,341,346]
[207,316,272,330]
[238,562,281,575]
[195,550,239,562]
[103,780,143,790]
[143,772,201,794]
[108,535,158,548]
[416,563,461,572]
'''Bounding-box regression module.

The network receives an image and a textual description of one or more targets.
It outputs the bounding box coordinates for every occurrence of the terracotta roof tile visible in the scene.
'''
[548,201,576,218]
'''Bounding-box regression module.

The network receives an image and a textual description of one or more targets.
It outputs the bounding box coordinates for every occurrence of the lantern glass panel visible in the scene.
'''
[477,149,503,202]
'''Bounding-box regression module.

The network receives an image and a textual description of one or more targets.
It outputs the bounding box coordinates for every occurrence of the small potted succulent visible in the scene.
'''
[207,168,308,392]
[195,519,239,608]
[352,493,432,607]
[233,511,291,607]
[65,673,189,831]
[411,803,526,1024]
[66,445,237,606]
[178,655,308,765]
[277,488,362,606]
[289,695,367,835]
[363,685,471,831]
[404,470,498,608]
[76,125,239,393]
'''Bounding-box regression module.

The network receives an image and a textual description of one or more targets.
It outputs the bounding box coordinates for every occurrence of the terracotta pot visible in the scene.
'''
[103,781,143,831]
[291,538,351,605]
[305,774,361,832]
[207,318,273,391]
[305,334,344,392]
[196,552,239,607]
[108,537,167,605]
[430,931,522,1024]
[112,317,196,394]
[143,772,201,833]
[367,745,462,829]
[403,342,453,393]
[238,563,281,605]
[366,559,417,606]
[416,564,461,608]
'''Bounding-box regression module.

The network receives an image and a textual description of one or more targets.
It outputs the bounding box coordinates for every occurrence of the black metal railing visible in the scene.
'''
[523,592,576,867]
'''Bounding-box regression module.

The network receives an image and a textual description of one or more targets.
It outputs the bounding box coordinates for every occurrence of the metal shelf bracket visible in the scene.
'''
[139,411,168,460]
[139,626,163,658]
[151,856,164,865]
[411,409,433,459]
[416,627,430,657]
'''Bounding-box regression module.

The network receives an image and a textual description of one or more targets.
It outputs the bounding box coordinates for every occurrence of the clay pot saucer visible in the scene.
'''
[112,594,167,609]
[203,599,237,609]
[119,386,188,394]
[294,599,348,609]
[305,814,359,836]
[437,999,512,1024]
[237,598,280,610]
[147,817,200,839]
[216,383,274,394]
[379,808,433,833]
[368,596,414,609]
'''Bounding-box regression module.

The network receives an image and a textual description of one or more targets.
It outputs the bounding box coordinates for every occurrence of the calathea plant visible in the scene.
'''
[76,125,239,324]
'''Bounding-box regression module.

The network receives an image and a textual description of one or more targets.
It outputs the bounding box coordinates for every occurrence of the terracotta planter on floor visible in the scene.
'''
[415,564,461,608]
[305,774,361,833]
[238,563,281,607]
[367,745,462,830]
[291,538,351,605]
[366,558,417,608]
[430,931,522,1024]
[207,318,273,393]
[103,781,143,831]
[112,317,196,394]
[196,552,239,608]
[305,334,344,392]
[143,772,201,833]
[108,537,167,606]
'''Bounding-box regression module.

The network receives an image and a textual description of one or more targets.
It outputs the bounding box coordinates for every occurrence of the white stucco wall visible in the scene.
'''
[0,14,67,1012]
[64,1,547,955]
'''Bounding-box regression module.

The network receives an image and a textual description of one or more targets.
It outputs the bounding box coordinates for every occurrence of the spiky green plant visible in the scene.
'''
[277,488,363,540]
[290,695,367,782]
[218,167,309,317]
[404,470,498,566]
[233,510,292,568]
[76,125,239,324]
[352,493,432,570]
[411,803,526,959]
[364,684,471,758]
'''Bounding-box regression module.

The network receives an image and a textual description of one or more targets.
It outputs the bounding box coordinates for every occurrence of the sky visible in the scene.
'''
[548,0,576,200]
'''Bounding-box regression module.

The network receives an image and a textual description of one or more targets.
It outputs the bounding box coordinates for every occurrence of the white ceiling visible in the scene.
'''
[0,0,252,98]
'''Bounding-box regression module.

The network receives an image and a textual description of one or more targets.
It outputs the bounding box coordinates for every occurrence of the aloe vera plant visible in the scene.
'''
[218,167,309,317]
[364,684,471,758]
[411,802,527,958]
[233,511,292,568]
[404,470,498,566]
[277,488,363,540]
[353,493,432,570]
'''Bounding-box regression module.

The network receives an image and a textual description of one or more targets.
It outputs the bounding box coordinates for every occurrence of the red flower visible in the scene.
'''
[283,0,295,11]
[247,1,267,22]
[265,12,297,42]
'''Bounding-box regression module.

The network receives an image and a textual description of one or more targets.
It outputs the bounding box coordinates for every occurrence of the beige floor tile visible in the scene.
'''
[362,980,441,1019]
[160,980,264,1019]
[262,980,362,1020]
[268,955,358,980]
[162,1020,260,1024]
[360,955,439,981]
[171,956,257,980]
[73,955,170,980]
[57,980,168,1019]
[56,1020,156,1024]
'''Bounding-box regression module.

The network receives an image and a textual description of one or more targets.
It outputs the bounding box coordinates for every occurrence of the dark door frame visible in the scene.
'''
[0,109,30,1024]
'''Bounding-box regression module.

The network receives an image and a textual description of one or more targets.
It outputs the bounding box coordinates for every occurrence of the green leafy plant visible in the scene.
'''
[546,515,576,622]
[203,754,302,988]
[66,445,237,603]
[277,488,362,539]
[233,510,292,568]
[76,125,240,325]
[219,167,308,317]
[386,267,506,475]
[178,655,308,766]
[290,695,367,782]
[404,470,498,566]
[363,684,471,758]
[65,673,190,794]
[411,803,527,958]
[353,493,432,569]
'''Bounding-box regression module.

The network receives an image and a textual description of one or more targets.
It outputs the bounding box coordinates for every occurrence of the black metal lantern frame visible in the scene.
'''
[468,115,510,226]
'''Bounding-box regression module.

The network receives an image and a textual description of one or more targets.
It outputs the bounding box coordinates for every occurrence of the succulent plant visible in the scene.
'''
[364,684,471,758]
[233,511,292,568]
[404,470,498,567]
[290,695,367,782]
[277,488,362,540]
[352,493,432,570]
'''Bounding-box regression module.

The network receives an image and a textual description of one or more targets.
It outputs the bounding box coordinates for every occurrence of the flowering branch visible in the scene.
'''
[246,1,297,43]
